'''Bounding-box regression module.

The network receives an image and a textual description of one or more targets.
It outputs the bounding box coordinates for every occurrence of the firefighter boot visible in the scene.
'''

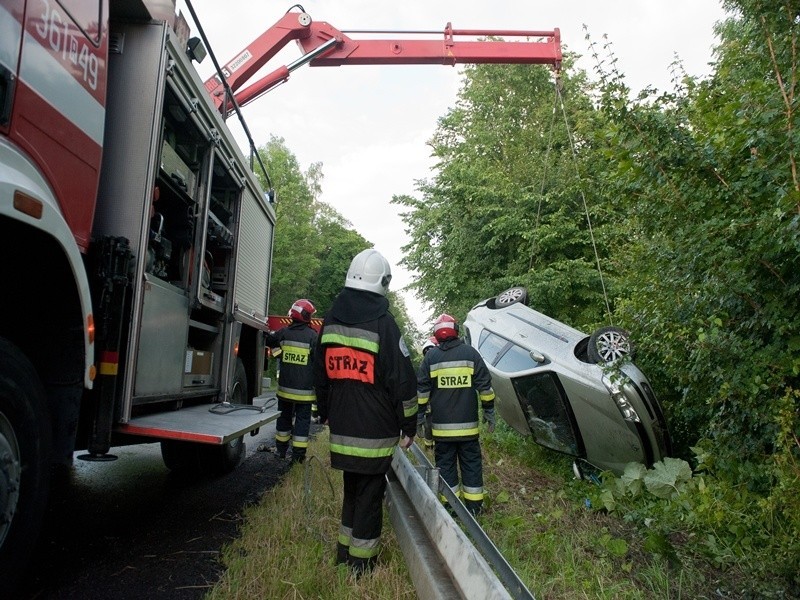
[335,542,349,566]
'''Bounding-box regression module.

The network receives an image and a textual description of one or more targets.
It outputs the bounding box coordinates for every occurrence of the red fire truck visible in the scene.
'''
[0,0,560,585]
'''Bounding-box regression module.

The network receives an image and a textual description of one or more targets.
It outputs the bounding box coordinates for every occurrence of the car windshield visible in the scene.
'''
[512,372,580,456]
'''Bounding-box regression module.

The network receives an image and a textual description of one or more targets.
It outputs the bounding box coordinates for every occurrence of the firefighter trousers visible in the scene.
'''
[275,399,312,460]
[434,438,484,514]
[336,471,386,573]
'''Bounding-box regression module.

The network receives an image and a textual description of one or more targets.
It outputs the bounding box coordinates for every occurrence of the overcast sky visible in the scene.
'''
[180,0,729,331]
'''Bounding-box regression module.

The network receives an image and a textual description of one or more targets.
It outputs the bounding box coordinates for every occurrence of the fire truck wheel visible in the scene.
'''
[160,439,201,472]
[0,337,52,590]
[205,359,248,474]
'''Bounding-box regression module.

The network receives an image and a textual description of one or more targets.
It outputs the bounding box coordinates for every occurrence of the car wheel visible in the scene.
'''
[587,326,635,363]
[495,286,528,307]
[0,338,51,590]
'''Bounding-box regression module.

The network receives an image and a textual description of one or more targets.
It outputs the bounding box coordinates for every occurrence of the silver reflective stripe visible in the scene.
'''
[282,340,311,349]
[430,359,475,370]
[323,324,380,345]
[433,421,479,431]
[329,434,397,450]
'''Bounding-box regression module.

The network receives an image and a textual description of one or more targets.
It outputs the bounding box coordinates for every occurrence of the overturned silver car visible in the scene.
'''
[463,287,671,477]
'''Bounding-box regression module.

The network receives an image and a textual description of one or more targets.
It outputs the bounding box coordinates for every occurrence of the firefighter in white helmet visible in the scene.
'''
[417,313,495,516]
[314,249,417,576]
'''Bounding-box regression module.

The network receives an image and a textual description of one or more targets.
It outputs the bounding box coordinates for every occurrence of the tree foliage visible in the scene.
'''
[257,137,420,347]
[395,56,621,328]
[397,6,799,589]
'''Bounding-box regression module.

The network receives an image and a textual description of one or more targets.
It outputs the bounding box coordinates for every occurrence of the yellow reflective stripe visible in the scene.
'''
[430,366,473,377]
[99,362,118,375]
[349,537,380,558]
[321,328,379,353]
[277,386,316,402]
[292,440,309,449]
[433,427,480,437]
[462,490,484,501]
[480,390,495,402]
[330,443,396,458]
[403,395,418,417]
[276,433,291,443]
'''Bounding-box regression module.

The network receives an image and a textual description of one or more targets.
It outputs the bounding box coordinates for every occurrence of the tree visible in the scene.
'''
[257,136,324,315]
[588,2,800,487]
[395,56,620,329]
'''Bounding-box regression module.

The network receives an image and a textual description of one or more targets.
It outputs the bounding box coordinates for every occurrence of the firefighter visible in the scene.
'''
[417,336,438,448]
[417,313,496,516]
[265,299,318,463]
[314,249,417,576]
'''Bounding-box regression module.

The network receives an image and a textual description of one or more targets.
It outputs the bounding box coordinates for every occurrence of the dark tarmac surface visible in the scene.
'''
[14,421,292,600]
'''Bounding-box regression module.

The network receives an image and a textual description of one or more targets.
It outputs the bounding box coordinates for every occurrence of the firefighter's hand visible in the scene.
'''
[484,409,496,433]
[399,435,414,450]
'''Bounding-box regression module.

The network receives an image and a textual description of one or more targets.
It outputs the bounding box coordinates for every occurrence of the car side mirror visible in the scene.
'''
[530,350,546,363]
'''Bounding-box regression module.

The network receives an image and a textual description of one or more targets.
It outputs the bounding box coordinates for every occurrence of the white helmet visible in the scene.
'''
[345,249,392,296]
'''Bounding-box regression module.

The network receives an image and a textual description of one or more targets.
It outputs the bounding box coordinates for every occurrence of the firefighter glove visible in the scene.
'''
[484,409,496,433]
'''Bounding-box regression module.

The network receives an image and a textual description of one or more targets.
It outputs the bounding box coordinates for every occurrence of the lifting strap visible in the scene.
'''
[532,73,613,325]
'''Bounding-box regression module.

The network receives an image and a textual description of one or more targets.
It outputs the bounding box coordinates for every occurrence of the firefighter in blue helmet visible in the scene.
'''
[314,249,417,576]
[265,298,318,463]
[417,313,495,516]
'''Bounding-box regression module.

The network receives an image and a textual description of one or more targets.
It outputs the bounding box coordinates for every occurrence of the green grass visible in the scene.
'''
[207,423,748,599]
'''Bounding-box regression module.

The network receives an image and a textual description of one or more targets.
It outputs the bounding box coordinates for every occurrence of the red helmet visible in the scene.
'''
[422,336,438,355]
[433,313,459,343]
[289,299,316,323]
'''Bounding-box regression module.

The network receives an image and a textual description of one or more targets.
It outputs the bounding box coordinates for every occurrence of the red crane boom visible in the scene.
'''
[203,8,562,116]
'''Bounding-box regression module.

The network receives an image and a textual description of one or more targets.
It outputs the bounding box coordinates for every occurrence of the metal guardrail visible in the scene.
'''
[386,443,536,600]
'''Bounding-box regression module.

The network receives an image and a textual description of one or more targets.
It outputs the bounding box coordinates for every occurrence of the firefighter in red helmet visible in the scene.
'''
[417,313,495,515]
[264,298,318,463]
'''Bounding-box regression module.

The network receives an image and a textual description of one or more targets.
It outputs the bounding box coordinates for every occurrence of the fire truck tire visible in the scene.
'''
[203,359,248,474]
[160,439,201,472]
[0,337,52,590]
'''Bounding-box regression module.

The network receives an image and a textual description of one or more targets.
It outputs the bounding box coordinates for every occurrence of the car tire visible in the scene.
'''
[587,326,635,364]
[495,286,528,307]
[0,338,51,591]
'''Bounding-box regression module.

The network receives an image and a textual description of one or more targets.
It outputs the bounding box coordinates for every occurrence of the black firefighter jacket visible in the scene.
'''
[417,337,495,442]
[266,322,317,403]
[314,287,418,475]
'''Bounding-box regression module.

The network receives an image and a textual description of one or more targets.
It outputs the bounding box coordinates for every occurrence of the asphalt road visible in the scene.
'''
[15,420,290,600]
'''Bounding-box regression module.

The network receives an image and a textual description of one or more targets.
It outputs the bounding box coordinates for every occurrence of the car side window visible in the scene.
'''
[495,343,539,373]
[477,330,509,365]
